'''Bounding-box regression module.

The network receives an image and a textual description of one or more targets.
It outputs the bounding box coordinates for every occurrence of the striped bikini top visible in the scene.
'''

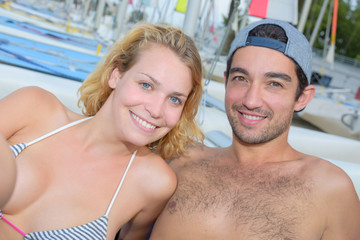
[0,117,137,240]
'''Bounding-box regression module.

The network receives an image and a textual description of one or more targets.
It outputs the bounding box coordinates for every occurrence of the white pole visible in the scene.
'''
[65,0,73,14]
[94,0,106,29]
[298,0,312,33]
[160,0,171,23]
[239,0,251,32]
[323,0,333,59]
[114,0,129,40]
[310,0,330,47]
[183,0,202,39]
[82,0,91,21]
[199,0,212,49]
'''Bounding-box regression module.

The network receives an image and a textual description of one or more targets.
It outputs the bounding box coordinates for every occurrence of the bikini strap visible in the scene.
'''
[26,117,93,147]
[0,211,26,236]
[105,150,137,217]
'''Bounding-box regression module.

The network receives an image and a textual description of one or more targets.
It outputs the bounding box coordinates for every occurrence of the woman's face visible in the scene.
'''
[108,44,193,146]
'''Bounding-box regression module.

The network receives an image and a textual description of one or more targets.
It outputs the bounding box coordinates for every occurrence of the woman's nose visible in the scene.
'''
[145,96,165,119]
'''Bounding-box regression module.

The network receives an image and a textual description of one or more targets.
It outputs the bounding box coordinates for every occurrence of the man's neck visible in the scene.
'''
[229,132,300,165]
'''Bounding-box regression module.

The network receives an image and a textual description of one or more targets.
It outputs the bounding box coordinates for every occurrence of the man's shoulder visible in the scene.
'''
[303,155,349,177]
[167,143,221,168]
[305,157,360,238]
[301,155,357,197]
[300,155,345,179]
[173,143,220,159]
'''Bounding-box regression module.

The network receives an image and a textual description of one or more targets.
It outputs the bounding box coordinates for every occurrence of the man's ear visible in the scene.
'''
[294,84,315,112]
[223,71,228,88]
[108,68,121,89]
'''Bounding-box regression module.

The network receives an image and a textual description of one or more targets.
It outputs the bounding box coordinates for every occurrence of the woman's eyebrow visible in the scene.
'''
[140,72,189,98]
[140,72,160,86]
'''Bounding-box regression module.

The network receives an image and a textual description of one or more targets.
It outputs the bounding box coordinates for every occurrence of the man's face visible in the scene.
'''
[225,46,301,144]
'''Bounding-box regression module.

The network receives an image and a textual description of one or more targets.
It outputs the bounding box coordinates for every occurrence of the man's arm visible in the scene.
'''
[322,167,360,240]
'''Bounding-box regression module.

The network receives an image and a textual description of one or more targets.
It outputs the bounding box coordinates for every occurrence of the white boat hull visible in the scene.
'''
[297,96,360,140]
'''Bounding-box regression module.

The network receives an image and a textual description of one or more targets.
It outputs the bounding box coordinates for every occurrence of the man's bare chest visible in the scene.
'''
[167,160,316,239]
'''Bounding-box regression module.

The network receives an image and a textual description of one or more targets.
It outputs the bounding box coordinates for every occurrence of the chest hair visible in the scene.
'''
[168,156,314,239]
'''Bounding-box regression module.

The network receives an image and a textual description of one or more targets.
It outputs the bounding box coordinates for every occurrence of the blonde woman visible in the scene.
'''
[0,23,203,240]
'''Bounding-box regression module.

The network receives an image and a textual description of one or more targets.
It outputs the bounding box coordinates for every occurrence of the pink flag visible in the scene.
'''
[249,0,298,25]
[249,0,269,19]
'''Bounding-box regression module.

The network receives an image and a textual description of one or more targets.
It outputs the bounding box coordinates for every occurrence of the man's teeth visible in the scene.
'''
[132,113,156,129]
[242,114,264,120]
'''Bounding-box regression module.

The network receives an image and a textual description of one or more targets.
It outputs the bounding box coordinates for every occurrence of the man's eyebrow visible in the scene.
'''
[229,67,249,76]
[265,72,292,82]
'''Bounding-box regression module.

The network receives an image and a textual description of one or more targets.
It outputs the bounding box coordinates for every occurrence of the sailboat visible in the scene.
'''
[295,0,360,140]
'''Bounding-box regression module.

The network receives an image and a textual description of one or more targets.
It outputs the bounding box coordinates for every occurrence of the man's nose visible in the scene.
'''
[242,84,263,110]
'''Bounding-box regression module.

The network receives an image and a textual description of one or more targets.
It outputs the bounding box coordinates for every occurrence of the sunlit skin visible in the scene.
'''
[0,134,16,209]
[0,43,192,240]
[150,39,360,240]
[104,43,193,147]
[225,46,308,146]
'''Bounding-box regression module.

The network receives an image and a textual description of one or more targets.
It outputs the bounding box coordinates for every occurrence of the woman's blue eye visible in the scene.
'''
[141,82,151,89]
[169,96,180,104]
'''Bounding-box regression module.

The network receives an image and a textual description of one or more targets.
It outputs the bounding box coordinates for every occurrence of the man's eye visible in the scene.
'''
[270,82,283,87]
[233,76,246,82]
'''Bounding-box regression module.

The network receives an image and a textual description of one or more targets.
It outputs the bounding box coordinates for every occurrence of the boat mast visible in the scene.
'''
[182,0,202,39]
[326,0,339,67]
[114,0,129,40]
[298,0,312,32]
[94,0,106,30]
[310,0,330,47]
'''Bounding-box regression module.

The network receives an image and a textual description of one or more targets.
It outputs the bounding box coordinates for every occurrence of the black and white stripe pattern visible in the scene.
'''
[25,216,108,240]
[9,117,93,158]
[3,118,137,240]
[10,143,27,157]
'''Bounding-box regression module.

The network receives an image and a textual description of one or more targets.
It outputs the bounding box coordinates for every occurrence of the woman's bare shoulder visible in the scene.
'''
[0,87,76,141]
[134,149,177,200]
[1,86,66,116]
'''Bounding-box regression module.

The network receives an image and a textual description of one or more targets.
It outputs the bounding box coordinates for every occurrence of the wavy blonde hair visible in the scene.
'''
[78,23,204,159]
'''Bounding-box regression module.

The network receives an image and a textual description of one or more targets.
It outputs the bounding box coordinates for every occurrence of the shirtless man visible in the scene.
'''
[150,19,360,240]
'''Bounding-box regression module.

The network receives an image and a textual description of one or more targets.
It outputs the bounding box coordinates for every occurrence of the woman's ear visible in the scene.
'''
[294,84,316,112]
[108,68,121,89]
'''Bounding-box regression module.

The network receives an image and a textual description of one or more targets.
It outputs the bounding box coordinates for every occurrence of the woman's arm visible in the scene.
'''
[0,134,16,208]
[118,156,177,240]
[0,86,69,142]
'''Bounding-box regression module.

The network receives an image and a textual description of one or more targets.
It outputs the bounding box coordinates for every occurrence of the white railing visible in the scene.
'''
[312,48,360,68]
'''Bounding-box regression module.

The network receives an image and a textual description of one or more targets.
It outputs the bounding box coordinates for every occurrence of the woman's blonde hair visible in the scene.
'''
[78,23,204,159]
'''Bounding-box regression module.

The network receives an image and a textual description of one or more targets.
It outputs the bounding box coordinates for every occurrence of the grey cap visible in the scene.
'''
[228,19,312,84]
